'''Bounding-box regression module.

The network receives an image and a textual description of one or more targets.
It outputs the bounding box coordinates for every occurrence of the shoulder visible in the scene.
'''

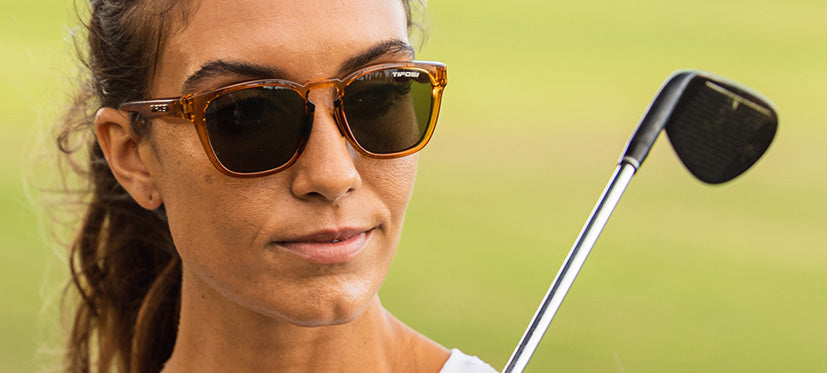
[438,348,498,373]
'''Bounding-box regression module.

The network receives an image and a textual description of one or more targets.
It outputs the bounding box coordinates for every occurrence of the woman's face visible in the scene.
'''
[143,0,415,326]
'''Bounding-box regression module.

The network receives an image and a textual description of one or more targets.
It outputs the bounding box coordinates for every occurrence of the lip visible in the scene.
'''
[275,227,375,264]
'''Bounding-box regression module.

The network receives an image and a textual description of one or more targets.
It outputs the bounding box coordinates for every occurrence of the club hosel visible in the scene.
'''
[619,133,657,169]
[618,70,698,170]
[618,118,665,169]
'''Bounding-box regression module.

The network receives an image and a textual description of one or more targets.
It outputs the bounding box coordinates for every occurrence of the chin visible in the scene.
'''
[277,294,380,328]
[243,273,383,328]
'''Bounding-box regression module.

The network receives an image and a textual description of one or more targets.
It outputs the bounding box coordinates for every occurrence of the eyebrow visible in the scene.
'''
[181,60,286,94]
[181,39,416,95]
[338,39,415,74]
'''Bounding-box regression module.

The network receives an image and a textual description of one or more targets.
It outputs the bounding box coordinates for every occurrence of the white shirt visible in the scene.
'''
[438,349,498,373]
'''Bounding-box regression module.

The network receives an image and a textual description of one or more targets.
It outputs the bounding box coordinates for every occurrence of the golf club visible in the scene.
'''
[502,70,778,373]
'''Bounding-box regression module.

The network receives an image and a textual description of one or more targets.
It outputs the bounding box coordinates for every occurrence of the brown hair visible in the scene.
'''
[58,1,189,371]
[58,1,421,372]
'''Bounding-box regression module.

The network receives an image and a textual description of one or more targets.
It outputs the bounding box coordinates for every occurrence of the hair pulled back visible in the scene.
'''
[59,1,187,372]
[58,1,421,372]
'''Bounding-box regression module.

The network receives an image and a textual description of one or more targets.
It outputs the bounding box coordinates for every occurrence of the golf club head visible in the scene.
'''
[621,70,777,184]
[664,71,777,184]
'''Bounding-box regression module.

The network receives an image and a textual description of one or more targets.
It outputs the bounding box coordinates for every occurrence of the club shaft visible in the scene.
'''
[502,162,637,373]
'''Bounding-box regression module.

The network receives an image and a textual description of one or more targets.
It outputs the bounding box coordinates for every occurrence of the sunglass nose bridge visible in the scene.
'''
[302,78,343,106]
[303,93,348,139]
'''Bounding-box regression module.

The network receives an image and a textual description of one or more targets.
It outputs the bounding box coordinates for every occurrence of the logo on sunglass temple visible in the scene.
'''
[150,104,169,113]
[391,71,420,78]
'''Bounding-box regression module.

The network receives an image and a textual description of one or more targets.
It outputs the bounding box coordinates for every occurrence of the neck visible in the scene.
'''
[161,271,448,373]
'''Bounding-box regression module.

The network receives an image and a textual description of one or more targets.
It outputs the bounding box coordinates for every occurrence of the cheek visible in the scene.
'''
[144,126,274,265]
[163,176,275,256]
[366,154,419,222]
[364,155,418,265]
[158,164,289,310]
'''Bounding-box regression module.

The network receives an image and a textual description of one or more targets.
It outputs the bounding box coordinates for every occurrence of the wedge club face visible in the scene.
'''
[621,70,777,183]
[664,73,777,184]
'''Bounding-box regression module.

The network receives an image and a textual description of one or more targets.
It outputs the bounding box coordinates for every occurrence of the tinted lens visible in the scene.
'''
[342,68,434,154]
[204,85,307,173]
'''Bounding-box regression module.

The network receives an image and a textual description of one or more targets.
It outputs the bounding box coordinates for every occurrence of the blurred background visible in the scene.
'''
[3,0,825,371]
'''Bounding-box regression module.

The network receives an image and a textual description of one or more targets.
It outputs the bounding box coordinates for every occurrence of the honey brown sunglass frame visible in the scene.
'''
[119,61,447,177]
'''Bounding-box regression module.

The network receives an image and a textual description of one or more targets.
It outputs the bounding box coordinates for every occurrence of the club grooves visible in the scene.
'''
[666,79,777,184]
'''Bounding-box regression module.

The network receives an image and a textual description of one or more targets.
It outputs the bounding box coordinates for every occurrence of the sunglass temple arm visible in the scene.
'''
[119,98,193,121]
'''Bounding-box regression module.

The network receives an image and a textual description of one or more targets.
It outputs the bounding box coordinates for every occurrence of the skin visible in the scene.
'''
[94,0,449,371]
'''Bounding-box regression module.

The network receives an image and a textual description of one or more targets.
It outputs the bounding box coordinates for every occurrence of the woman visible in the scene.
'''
[58,0,497,372]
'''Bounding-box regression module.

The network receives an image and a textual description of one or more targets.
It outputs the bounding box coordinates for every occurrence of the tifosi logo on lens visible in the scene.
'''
[392,71,420,78]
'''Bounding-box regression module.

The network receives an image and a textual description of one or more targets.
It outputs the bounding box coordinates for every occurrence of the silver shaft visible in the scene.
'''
[502,162,638,373]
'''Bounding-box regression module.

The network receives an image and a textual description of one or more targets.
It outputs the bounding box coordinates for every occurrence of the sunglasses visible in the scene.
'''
[119,61,447,177]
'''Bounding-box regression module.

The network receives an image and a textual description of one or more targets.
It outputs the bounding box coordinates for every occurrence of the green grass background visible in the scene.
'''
[3,0,826,371]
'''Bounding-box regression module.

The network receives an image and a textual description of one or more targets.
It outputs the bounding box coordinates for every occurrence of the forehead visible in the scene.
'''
[154,0,409,95]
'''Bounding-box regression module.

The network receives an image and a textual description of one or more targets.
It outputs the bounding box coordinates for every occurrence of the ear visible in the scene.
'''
[95,108,163,210]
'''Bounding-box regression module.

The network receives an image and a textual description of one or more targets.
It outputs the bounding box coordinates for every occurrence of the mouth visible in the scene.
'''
[275,227,376,264]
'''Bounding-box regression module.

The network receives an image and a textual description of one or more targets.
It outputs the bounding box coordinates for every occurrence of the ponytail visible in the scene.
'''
[59,1,188,371]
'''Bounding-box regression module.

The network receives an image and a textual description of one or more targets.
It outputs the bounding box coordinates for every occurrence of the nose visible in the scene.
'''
[289,102,362,202]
